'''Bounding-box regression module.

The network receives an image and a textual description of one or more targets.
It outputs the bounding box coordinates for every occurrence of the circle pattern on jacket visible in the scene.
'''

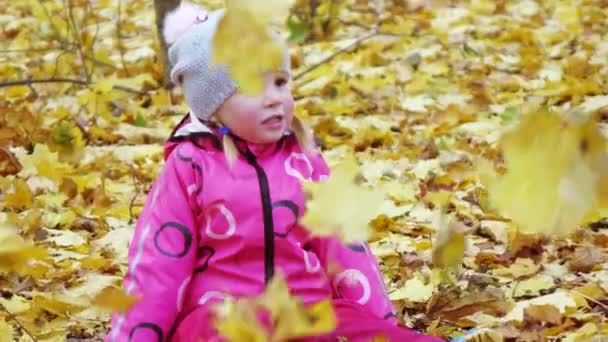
[347,242,367,253]
[303,249,321,273]
[176,144,203,196]
[384,312,396,320]
[153,222,193,258]
[333,269,371,305]
[284,153,313,181]
[198,291,229,306]
[129,322,163,342]
[176,143,194,162]
[188,162,203,196]
[176,275,192,312]
[204,204,236,240]
[195,246,215,273]
[272,200,299,237]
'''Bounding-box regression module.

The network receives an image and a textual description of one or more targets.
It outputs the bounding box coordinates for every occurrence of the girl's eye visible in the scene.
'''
[274,77,288,87]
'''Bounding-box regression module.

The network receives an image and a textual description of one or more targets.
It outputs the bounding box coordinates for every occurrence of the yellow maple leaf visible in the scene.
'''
[0,223,47,273]
[486,110,606,236]
[214,274,336,341]
[258,274,336,340]
[214,298,269,342]
[213,0,291,95]
[303,154,385,243]
[92,286,140,313]
[16,144,72,181]
[4,179,33,209]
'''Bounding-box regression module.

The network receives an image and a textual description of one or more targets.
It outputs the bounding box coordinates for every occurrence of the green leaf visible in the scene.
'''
[500,106,518,125]
[287,16,311,43]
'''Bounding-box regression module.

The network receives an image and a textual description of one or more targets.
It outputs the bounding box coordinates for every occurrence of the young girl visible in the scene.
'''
[107,3,443,341]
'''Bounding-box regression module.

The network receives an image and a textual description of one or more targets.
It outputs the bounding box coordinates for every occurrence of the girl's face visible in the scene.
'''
[216,71,294,145]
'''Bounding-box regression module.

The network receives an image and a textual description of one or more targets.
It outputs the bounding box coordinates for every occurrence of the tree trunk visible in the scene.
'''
[154,0,181,89]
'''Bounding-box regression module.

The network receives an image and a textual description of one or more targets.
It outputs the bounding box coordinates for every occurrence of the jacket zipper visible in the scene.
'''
[243,148,275,285]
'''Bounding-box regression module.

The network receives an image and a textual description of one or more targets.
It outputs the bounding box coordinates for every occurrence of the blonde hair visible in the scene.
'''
[223,116,316,168]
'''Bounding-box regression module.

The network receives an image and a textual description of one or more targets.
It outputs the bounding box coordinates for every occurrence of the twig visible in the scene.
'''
[128,165,140,224]
[0,77,147,96]
[293,0,386,82]
[67,0,91,83]
[572,290,608,311]
[338,19,407,37]
[0,47,63,54]
[84,0,101,81]
[0,302,38,341]
[116,0,130,76]
[293,30,378,82]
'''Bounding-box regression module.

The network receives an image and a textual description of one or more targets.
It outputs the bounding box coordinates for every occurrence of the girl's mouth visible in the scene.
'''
[262,115,284,128]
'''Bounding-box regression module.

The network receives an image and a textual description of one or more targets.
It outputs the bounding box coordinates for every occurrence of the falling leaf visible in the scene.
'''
[214,273,335,341]
[486,110,606,236]
[214,298,269,342]
[303,155,385,242]
[213,0,292,95]
[92,286,140,313]
[49,120,85,163]
[432,216,466,269]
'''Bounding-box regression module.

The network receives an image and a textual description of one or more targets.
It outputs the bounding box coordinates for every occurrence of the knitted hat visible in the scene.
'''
[163,3,291,136]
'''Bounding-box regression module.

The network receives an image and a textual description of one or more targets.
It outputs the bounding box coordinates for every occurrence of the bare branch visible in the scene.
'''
[293,30,378,82]
[67,0,91,83]
[293,0,389,82]
[0,302,38,342]
[116,0,130,76]
[128,164,141,224]
[0,77,147,96]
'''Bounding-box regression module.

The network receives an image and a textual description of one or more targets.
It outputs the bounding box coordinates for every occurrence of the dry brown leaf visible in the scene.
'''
[0,147,21,176]
[523,304,562,326]
[568,245,605,273]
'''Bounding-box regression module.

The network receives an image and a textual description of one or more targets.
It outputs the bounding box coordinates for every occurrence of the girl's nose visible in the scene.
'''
[262,87,282,108]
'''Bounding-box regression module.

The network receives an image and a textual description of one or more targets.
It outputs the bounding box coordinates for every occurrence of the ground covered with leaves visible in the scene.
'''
[1,0,608,341]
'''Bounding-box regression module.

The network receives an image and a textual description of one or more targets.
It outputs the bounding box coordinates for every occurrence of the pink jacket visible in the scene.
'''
[107,117,397,341]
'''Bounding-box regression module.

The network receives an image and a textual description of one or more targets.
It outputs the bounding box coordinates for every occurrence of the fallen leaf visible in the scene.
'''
[512,275,556,298]
[503,291,576,322]
[0,147,21,176]
[0,319,14,342]
[389,273,435,303]
[0,223,47,273]
[92,286,140,313]
[523,304,562,326]
[568,245,604,273]
[427,287,513,322]
[493,258,541,279]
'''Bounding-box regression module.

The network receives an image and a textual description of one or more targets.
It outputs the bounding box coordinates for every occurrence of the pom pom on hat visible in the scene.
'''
[163,2,209,45]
